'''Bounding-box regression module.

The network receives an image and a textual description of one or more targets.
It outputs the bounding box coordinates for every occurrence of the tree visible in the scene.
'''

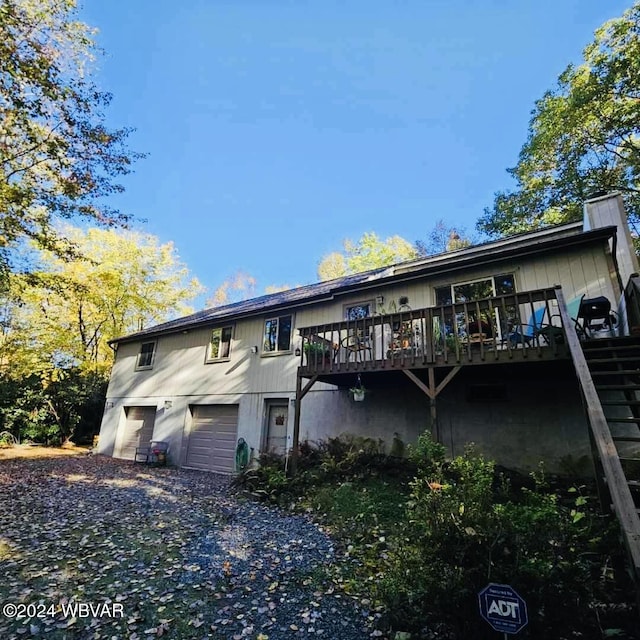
[206,271,257,308]
[3,226,203,376]
[478,3,640,238]
[0,226,201,443]
[415,219,472,256]
[0,0,141,272]
[317,232,417,281]
[264,283,299,294]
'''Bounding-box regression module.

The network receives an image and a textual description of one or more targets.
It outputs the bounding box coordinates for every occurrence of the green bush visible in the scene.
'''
[0,369,107,444]
[376,433,615,638]
[233,433,412,505]
[234,431,634,638]
[0,431,17,447]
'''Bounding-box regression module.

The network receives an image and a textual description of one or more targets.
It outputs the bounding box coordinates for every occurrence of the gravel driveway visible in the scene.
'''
[0,454,378,639]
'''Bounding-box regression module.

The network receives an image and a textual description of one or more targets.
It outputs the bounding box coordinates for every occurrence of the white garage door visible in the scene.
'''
[185,405,239,473]
[117,406,156,460]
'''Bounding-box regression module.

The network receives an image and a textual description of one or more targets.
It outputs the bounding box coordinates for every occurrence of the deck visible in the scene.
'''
[293,285,640,594]
[297,287,569,384]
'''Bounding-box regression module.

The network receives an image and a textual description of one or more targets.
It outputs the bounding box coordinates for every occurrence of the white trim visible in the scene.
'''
[262,313,295,354]
[135,340,157,371]
[204,325,234,364]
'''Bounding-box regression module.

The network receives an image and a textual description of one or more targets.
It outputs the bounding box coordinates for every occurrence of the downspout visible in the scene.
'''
[611,229,624,299]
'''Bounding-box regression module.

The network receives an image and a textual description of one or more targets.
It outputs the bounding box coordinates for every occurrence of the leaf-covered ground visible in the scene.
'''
[0,453,377,639]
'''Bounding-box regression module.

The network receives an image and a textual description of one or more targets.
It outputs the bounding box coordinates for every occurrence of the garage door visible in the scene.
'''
[185,405,239,473]
[117,406,156,460]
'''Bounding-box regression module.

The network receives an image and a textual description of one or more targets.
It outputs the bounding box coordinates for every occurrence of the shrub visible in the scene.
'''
[233,433,412,504]
[376,433,615,638]
[0,369,107,444]
[234,431,633,638]
[0,431,17,448]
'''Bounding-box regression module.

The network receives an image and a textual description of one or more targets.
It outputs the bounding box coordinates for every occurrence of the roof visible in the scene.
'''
[111,221,615,345]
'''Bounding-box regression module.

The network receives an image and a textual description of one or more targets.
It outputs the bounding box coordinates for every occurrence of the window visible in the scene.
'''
[344,301,373,321]
[206,326,233,362]
[136,341,156,369]
[263,315,292,353]
[434,274,516,342]
[435,274,515,306]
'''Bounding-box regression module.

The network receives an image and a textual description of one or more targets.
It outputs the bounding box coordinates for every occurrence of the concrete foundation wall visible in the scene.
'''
[297,361,591,475]
[100,360,591,476]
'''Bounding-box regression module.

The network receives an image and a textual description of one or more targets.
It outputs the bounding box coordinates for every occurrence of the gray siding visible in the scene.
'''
[97,240,615,474]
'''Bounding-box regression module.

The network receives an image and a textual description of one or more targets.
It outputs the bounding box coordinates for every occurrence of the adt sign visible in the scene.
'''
[478,583,528,634]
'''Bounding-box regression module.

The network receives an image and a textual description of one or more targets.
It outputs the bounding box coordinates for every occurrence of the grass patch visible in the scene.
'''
[0,444,91,460]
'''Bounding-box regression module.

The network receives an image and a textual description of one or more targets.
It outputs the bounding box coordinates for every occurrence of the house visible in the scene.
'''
[97,193,639,477]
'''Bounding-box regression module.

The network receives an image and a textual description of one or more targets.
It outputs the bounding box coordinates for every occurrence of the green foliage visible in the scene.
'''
[479,2,640,239]
[0,430,16,447]
[1,226,202,377]
[0,368,107,443]
[233,434,413,506]
[234,431,635,638]
[317,232,417,281]
[303,341,332,359]
[407,429,446,475]
[0,0,142,275]
[0,225,201,447]
[377,440,619,637]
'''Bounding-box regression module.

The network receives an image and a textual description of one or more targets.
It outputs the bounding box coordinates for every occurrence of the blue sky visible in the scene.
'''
[80,0,632,301]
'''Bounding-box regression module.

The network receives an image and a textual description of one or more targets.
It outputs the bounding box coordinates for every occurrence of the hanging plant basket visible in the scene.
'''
[350,374,367,402]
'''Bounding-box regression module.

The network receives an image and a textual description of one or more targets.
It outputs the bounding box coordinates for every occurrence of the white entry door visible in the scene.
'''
[265,403,288,455]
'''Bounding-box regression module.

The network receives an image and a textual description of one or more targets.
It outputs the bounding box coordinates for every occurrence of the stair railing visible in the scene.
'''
[555,285,640,588]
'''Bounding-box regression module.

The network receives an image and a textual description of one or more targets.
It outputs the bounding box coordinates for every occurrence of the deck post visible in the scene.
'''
[402,367,462,443]
[290,373,303,476]
[428,367,438,441]
[290,373,318,476]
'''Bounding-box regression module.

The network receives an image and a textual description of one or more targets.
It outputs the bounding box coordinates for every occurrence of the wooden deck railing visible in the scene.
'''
[298,287,567,373]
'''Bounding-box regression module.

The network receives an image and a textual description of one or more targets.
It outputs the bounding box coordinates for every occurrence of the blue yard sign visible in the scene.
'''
[478,583,528,635]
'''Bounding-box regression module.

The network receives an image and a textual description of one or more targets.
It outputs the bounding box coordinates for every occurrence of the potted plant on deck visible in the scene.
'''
[303,341,333,365]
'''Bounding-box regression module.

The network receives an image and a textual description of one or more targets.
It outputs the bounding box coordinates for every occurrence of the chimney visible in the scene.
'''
[584,192,639,288]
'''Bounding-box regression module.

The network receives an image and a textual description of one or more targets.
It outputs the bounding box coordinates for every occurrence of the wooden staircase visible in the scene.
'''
[555,289,640,595]
[583,337,640,521]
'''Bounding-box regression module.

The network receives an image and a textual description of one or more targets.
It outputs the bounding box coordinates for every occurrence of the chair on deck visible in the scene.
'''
[503,296,603,348]
[341,328,373,362]
[466,318,494,345]
[504,307,563,348]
